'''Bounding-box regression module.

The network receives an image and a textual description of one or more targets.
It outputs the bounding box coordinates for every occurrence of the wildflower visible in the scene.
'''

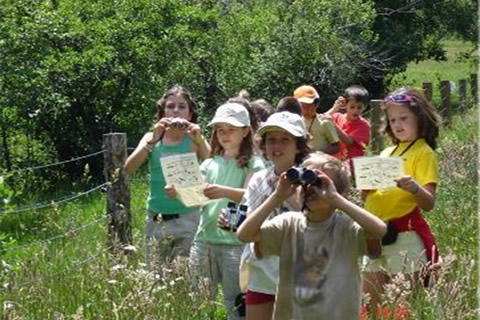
[123,245,137,253]
[107,280,118,285]
[111,264,125,271]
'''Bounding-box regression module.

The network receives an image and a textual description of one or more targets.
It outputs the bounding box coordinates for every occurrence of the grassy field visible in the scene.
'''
[0,40,478,319]
[390,39,477,106]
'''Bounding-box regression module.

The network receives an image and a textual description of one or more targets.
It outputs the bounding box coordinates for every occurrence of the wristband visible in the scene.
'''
[193,135,205,144]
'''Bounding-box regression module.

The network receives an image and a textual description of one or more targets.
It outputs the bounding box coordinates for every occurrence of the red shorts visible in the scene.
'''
[245,290,275,305]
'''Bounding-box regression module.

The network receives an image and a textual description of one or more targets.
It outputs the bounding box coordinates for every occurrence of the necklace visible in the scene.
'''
[390,139,418,157]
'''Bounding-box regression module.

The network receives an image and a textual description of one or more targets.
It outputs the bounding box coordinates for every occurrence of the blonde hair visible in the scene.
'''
[303,152,350,195]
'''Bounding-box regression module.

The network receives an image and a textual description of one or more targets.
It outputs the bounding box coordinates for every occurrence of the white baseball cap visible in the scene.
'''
[208,103,251,127]
[257,111,307,137]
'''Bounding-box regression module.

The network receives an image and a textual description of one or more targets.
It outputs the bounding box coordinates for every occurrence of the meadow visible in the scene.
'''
[0,40,478,319]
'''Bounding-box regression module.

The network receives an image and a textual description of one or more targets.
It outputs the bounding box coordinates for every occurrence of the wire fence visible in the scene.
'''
[0,215,108,253]
[0,183,108,215]
[2,150,106,176]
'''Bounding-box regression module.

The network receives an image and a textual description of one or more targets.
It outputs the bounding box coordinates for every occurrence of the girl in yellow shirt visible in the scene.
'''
[362,87,442,311]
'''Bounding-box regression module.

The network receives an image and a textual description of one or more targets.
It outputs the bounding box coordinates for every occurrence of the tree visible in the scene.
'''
[361,0,478,97]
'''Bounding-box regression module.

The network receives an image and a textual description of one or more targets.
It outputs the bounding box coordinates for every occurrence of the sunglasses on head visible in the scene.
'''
[383,94,413,104]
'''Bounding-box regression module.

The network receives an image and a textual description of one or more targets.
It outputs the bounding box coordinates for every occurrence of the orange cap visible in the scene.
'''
[294,85,320,104]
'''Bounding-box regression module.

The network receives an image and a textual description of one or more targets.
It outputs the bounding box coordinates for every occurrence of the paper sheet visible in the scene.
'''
[352,156,404,190]
[160,152,210,207]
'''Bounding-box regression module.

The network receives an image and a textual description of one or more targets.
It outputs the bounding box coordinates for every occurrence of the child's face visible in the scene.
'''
[215,123,248,152]
[300,102,316,119]
[345,100,365,121]
[264,130,298,172]
[164,95,192,121]
[386,103,419,143]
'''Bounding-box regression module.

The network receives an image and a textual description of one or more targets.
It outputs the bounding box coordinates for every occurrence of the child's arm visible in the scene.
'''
[395,177,436,211]
[312,172,386,239]
[334,124,354,145]
[236,174,297,243]
[187,122,211,161]
[324,96,346,116]
[204,184,245,202]
[203,170,257,202]
[124,118,171,174]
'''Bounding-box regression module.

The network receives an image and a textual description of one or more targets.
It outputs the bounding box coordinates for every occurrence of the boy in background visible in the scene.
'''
[237,153,386,320]
[294,85,340,154]
[325,85,371,160]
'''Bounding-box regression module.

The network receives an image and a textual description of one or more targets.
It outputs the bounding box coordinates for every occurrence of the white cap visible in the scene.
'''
[257,112,307,137]
[208,103,251,127]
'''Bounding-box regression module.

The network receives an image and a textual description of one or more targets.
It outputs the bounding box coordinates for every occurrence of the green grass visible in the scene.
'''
[0,40,478,319]
[390,39,477,108]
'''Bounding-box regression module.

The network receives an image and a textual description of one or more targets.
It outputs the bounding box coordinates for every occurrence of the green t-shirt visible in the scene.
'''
[195,155,265,245]
[147,136,196,214]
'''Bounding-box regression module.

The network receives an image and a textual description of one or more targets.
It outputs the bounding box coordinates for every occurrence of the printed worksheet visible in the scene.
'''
[352,156,404,190]
[160,152,211,207]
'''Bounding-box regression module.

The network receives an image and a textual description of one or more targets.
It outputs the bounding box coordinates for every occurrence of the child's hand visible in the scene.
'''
[148,118,172,144]
[333,96,346,111]
[203,184,225,199]
[217,209,231,231]
[394,175,420,195]
[273,173,299,201]
[185,122,203,141]
[165,184,177,198]
[308,170,339,203]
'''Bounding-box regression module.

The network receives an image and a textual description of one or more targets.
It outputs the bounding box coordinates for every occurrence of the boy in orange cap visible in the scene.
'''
[294,85,340,154]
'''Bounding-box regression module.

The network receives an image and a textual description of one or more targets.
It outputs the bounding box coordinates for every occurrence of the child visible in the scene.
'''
[189,102,265,320]
[237,152,386,320]
[294,85,340,154]
[325,85,371,161]
[124,85,210,268]
[235,111,311,320]
[362,87,442,309]
[276,96,303,116]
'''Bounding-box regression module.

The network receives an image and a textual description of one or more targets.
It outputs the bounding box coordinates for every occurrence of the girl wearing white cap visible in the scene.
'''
[124,85,210,268]
[235,112,311,320]
[189,102,265,320]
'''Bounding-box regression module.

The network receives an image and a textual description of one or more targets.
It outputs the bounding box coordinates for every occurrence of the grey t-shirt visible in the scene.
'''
[260,211,367,320]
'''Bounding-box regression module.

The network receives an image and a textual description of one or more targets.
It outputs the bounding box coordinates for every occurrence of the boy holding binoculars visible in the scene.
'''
[237,152,386,320]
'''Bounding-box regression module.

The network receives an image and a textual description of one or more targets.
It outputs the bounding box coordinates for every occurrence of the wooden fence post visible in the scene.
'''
[103,133,132,251]
[422,82,433,101]
[369,99,384,154]
[471,73,478,104]
[440,81,451,125]
[458,79,467,112]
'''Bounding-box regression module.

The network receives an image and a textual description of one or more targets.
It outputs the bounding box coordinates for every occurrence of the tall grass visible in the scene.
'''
[1,41,478,320]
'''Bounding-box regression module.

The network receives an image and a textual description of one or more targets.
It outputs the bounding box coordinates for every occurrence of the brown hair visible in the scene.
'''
[155,85,198,123]
[382,87,442,150]
[209,127,253,168]
[276,96,302,116]
[303,152,350,195]
[251,99,274,123]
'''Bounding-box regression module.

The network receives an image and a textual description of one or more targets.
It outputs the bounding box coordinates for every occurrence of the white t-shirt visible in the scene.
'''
[239,167,296,294]
[261,211,367,320]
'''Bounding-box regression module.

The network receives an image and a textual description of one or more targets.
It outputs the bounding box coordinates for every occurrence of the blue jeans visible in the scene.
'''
[189,241,245,320]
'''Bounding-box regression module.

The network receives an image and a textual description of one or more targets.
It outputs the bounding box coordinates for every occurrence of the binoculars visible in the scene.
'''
[221,202,248,232]
[286,166,322,187]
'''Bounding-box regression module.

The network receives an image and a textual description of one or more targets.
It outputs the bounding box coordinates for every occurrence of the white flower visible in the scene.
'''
[107,280,118,285]
[111,264,124,271]
[123,245,137,253]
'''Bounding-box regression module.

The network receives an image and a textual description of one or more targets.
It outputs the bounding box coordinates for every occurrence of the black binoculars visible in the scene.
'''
[286,167,322,187]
